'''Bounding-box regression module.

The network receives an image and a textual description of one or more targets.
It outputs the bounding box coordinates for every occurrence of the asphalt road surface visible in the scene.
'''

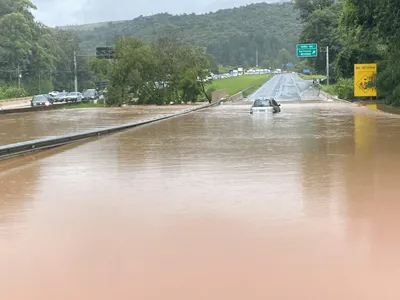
[247,73,319,102]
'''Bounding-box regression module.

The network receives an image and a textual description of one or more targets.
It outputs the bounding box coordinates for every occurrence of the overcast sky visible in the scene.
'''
[31,0,285,27]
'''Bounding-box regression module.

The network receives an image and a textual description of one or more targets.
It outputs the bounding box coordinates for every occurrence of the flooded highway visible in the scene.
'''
[2,99,400,299]
[0,104,202,145]
[247,73,319,101]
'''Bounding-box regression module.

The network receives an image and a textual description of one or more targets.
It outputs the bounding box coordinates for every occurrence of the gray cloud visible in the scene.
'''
[31,0,286,27]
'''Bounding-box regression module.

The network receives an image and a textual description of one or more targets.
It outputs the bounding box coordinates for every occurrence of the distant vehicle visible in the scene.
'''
[31,94,53,107]
[49,91,58,97]
[54,91,68,103]
[250,97,281,114]
[44,94,55,102]
[82,89,99,101]
[65,92,82,103]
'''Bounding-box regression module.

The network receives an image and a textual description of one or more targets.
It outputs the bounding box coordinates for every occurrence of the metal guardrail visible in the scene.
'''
[0,100,222,160]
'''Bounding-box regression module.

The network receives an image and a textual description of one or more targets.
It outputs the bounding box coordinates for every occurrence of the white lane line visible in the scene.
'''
[300,85,314,96]
[246,74,278,101]
[290,74,302,99]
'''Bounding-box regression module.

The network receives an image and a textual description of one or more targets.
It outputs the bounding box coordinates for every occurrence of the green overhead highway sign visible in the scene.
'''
[296,44,318,58]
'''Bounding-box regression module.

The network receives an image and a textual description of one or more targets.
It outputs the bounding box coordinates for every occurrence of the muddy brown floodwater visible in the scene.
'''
[0,105,202,145]
[2,102,400,299]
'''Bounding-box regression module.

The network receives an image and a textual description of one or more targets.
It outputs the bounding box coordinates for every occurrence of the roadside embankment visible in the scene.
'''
[209,74,274,103]
[211,74,273,96]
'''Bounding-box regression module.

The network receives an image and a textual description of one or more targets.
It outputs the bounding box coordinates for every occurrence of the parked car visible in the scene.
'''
[82,89,99,101]
[49,91,59,97]
[54,91,68,103]
[45,94,55,102]
[31,95,53,107]
[65,92,83,103]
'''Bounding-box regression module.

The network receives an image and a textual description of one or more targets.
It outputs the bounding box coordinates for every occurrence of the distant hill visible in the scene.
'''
[62,2,301,68]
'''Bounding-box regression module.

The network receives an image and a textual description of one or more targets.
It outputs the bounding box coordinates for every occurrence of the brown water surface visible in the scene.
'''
[0,105,200,145]
[2,102,400,299]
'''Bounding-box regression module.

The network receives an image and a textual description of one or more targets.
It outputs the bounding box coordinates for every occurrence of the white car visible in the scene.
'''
[250,98,281,114]
[65,92,83,103]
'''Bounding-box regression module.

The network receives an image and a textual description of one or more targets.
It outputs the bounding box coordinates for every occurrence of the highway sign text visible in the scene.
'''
[354,64,377,97]
[296,44,318,58]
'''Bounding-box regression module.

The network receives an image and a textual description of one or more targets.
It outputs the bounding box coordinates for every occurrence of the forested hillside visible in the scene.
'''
[62,2,301,68]
[0,0,93,98]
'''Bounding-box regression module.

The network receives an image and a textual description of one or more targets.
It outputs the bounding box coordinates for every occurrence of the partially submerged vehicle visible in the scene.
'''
[31,94,54,107]
[250,97,281,114]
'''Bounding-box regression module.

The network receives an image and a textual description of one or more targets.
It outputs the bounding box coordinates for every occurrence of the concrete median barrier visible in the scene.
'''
[0,96,31,103]
[0,101,83,115]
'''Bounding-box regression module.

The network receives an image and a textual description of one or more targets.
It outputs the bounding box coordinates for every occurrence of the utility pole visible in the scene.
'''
[73,51,78,92]
[256,48,259,68]
[38,71,41,94]
[17,64,21,89]
[326,46,330,85]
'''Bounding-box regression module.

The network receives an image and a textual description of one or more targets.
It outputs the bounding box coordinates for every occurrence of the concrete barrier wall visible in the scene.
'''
[212,89,228,101]
[0,102,79,115]
[319,89,353,104]
[319,90,333,101]
[227,92,243,102]
[0,100,221,160]
[0,96,31,103]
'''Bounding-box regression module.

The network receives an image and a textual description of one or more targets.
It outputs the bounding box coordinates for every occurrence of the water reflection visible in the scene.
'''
[2,103,400,298]
[0,156,40,237]
[343,110,400,274]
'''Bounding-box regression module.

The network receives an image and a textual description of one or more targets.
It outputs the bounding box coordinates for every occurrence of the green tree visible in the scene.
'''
[293,0,335,22]
[295,1,340,76]
[0,0,94,96]
[107,35,212,106]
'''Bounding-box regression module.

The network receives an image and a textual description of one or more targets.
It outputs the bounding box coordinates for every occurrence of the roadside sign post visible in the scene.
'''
[354,64,377,97]
[326,46,329,85]
[296,44,318,58]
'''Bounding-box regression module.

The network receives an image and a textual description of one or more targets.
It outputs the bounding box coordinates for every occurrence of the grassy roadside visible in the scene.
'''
[210,74,273,96]
[298,74,326,80]
[321,84,337,96]
[320,78,354,101]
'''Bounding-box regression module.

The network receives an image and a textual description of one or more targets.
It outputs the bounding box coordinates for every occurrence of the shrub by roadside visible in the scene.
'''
[0,86,27,100]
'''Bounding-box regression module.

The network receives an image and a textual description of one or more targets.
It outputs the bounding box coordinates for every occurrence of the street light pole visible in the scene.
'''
[256,48,259,68]
[326,46,330,86]
[73,51,78,92]
[17,64,21,89]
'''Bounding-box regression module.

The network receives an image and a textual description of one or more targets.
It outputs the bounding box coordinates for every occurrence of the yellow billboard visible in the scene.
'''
[354,64,377,97]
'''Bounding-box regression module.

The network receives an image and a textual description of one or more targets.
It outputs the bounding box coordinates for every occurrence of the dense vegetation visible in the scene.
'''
[295,0,400,105]
[0,0,93,99]
[61,2,301,69]
[106,35,213,106]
